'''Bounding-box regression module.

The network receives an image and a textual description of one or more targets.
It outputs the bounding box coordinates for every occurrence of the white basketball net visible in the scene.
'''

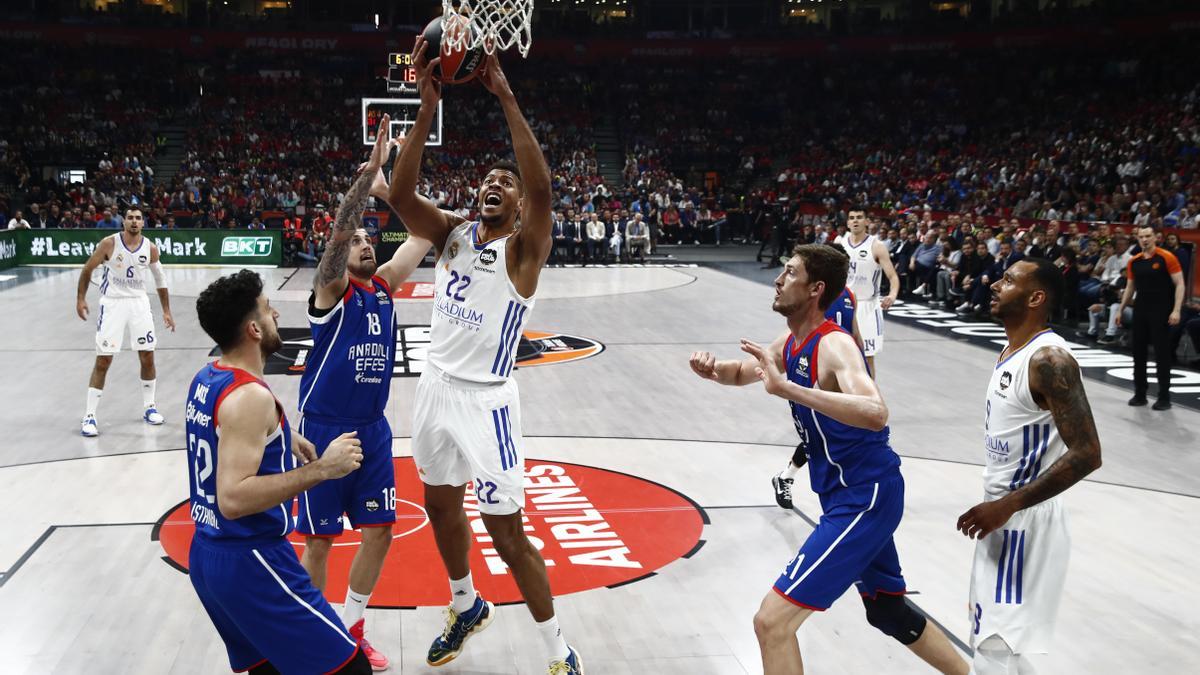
[442,0,533,57]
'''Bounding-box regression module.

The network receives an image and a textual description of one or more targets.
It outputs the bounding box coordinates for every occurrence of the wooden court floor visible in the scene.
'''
[0,260,1195,674]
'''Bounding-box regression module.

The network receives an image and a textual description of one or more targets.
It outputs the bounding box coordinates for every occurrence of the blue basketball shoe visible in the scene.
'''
[426,593,495,666]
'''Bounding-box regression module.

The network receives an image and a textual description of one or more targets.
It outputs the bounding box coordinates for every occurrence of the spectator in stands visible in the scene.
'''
[909,230,941,297]
[1162,232,1191,287]
[1057,247,1081,320]
[956,242,994,314]
[7,210,29,229]
[661,205,680,244]
[608,214,623,262]
[25,203,42,228]
[247,216,265,230]
[586,212,606,264]
[1169,301,1200,370]
[97,209,119,229]
[935,238,964,306]
[627,213,650,263]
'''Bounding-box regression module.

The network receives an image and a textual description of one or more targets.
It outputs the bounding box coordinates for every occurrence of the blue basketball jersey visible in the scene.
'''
[784,320,901,495]
[185,362,296,540]
[299,276,395,422]
[825,288,857,334]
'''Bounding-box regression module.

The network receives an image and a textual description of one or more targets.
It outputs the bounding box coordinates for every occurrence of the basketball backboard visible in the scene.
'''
[361,98,443,147]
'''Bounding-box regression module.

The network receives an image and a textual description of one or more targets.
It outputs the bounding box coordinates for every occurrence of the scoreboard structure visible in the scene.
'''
[361,52,443,146]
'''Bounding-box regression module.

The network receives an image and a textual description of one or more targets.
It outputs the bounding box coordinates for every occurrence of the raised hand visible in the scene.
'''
[410,38,443,107]
[477,52,514,101]
[76,298,89,321]
[741,339,787,396]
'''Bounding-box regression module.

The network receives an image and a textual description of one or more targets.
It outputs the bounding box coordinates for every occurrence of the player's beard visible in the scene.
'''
[260,329,283,358]
[348,257,378,279]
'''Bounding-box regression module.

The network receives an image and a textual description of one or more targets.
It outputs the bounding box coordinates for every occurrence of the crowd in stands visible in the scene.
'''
[2,30,1197,362]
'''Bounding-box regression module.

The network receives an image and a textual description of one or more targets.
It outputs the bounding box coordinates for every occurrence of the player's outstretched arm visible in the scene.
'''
[313,119,392,307]
[742,332,888,431]
[690,333,788,386]
[215,385,362,520]
[479,54,553,267]
[385,39,463,253]
[148,244,175,331]
[75,236,113,321]
[957,347,1101,539]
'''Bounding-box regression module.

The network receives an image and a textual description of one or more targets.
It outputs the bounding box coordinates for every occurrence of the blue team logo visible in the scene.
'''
[211,324,605,378]
[795,355,809,378]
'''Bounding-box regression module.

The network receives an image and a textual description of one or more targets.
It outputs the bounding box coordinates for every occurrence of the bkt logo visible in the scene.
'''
[221,237,273,257]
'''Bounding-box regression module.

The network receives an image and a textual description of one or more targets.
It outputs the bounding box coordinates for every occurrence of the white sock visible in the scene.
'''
[86,387,103,417]
[450,573,477,614]
[141,379,156,408]
[342,589,370,627]
[782,462,800,480]
[535,615,569,665]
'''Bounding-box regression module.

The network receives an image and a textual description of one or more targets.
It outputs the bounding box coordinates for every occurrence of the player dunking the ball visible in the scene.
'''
[690,244,967,675]
[380,45,583,674]
[75,207,175,436]
[186,269,371,674]
[957,258,1102,675]
[295,115,433,671]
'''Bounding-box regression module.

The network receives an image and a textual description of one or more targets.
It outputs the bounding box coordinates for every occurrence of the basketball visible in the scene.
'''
[421,15,485,85]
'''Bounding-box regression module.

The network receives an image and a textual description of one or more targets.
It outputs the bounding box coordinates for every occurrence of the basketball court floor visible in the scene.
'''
[0,252,1196,674]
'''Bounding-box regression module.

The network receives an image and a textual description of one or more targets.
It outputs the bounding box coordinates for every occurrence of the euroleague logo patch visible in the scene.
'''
[209,324,604,378]
[153,458,707,607]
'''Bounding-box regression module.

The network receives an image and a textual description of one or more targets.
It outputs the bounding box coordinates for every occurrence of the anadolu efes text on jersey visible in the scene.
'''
[428,222,537,383]
[299,276,396,421]
[983,329,1073,500]
[784,320,901,495]
[185,362,297,540]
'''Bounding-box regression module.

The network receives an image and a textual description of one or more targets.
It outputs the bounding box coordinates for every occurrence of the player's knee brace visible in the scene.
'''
[861,593,927,645]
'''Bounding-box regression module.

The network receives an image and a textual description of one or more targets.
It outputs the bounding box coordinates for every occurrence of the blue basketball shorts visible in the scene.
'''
[295,414,396,536]
[189,535,360,673]
[773,475,907,610]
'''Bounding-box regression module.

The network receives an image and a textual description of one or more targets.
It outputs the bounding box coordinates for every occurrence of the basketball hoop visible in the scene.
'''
[442,0,533,57]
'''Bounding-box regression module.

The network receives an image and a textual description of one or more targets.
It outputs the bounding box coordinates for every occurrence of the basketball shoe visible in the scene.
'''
[427,593,495,666]
[81,415,99,437]
[771,472,794,510]
[348,619,389,671]
[548,646,584,674]
[144,406,164,425]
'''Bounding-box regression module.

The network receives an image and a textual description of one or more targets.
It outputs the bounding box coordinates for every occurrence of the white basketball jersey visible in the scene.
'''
[427,222,536,383]
[836,233,881,300]
[983,329,1074,500]
[99,233,151,299]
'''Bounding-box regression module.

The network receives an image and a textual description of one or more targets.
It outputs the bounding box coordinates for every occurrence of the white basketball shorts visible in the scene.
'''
[968,497,1070,654]
[95,295,156,355]
[412,363,525,516]
[857,297,885,356]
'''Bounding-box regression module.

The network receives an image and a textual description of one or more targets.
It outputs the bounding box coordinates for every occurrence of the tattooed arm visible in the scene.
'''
[957,346,1102,539]
[313,115,392,309]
